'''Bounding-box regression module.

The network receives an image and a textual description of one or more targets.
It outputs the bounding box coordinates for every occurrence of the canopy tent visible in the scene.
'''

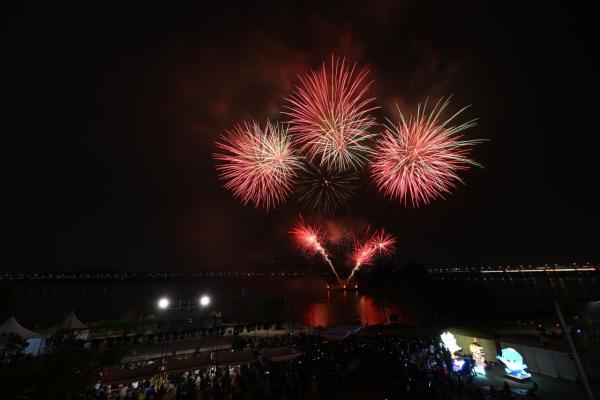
[57,311,87,330]
[0,316,45,355]
[0,316,43,339]
[48,311,89,339]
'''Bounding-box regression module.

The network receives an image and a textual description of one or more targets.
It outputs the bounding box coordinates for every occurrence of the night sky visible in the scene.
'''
[3,1,598,272]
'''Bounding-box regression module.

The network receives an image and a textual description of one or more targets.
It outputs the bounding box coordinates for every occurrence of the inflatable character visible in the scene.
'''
[441,331,461,354]
[497,348,531,380]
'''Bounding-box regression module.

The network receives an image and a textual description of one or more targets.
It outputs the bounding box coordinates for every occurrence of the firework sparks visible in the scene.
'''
[370,97,484,207]
[284,57,378,172]
[347,228,396,283]
[213,121,302,210]
[296,164,359,212]
[291,217,342,283]
[371,229,396,257]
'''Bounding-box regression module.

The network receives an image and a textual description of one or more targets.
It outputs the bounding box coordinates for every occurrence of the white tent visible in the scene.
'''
[49,311,89,340]
[57,311,87,330]
[0,316,44,355]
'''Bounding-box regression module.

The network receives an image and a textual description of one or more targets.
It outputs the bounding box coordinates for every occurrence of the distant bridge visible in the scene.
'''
[427,264,597,275]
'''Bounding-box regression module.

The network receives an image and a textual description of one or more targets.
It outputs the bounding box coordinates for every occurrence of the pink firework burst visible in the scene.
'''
[347,228,396,282]
[291,217,342,282]
[284,57,378,172]
[352,228,396,266]
[371,229,396,257]
[213,121,302,210]
[291,218,326,256]
[352,240,376,267]
[370,97,484,207]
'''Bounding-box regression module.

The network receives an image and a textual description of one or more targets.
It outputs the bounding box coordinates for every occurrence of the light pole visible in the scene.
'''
[199,295,211,325]
[199,295,216,363]
[554,300,595,400]
[157,297,171,377]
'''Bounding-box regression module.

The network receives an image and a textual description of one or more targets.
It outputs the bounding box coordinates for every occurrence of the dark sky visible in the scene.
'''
[2,1,598,272]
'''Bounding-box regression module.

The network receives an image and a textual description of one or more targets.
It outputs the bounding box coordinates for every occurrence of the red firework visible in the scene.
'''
[291,218,326,256]
[291,217,342,282]
[371,229,396,257]
[347,228,396,282]
[352,228,396,266]
[370,98,484,207]
[283,57,378,172]
[213,121,302,210]
[352,240,376,267]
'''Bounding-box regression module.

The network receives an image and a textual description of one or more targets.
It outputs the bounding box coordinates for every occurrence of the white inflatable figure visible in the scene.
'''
[440,331,461,355]
[441,331,465,371]
[497,348,531,380]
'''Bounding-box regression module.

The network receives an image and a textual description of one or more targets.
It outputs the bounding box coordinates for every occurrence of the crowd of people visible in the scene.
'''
[85,333,529,400]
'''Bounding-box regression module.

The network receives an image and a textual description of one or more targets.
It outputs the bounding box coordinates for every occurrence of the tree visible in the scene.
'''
[0,333,28,364]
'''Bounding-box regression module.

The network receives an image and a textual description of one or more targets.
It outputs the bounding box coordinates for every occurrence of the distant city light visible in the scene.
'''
[158,297,170,309]
[200,295,211,307]
[427,264,597,274]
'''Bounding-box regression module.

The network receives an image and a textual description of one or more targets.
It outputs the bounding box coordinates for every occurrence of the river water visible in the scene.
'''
[1,274,598,330]
[0,277,401,329]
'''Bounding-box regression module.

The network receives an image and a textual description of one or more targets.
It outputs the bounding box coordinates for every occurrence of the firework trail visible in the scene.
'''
[346,228,396,283]
[213,121,302,210]
[284,57,378,173]
[291,217,342,283]
[296,164,359,212]
[370,97,484,207]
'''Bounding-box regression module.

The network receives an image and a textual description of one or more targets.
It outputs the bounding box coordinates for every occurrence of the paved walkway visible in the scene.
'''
[472,364,588,400]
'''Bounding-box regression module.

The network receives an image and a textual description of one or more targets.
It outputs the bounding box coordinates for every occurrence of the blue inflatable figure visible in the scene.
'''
[497,348,531,380]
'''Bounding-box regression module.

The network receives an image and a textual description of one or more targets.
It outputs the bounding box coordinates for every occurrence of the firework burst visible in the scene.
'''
[347,228,396,283]
[370,97,484,207]
[291,217,342,283]
[213,121,302,210]
[284,57,378,172]
[370,229,396,257]
[296,164,359,212]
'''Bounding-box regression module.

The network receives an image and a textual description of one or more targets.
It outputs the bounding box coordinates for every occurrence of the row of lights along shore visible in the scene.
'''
[157,295,211,310]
